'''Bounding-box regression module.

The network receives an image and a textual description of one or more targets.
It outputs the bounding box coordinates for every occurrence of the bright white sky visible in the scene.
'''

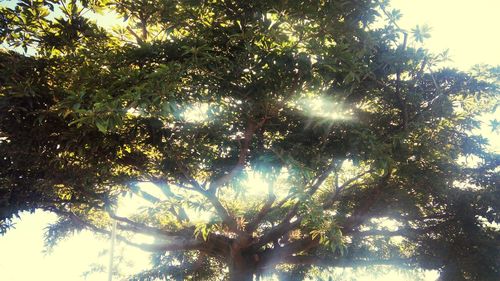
[392,0,500,68]
[0,1,499,280]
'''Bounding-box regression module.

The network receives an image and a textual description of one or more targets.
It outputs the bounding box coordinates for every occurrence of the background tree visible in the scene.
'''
[0,0,498,280]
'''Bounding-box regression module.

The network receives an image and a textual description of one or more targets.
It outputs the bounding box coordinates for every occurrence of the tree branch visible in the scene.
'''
[165,146,240,232]
[258,236,320,269]
[209,117,267,192]
[252,216,302,251]
[126,26,144,45]
[128,182,162,204]
[341,168,393,233]
[323,169,375,209]
[307,161,338,196]
[55,209,202,253]
[246,193,276,234]
[250,161,343,249]
[107,210,193,237]
[254,169,380,260]
[280,255,415,268]
[270,160,338,231]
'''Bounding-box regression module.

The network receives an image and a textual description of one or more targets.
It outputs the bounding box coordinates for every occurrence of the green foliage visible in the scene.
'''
[0,0,499,280]
[411,24,432,43]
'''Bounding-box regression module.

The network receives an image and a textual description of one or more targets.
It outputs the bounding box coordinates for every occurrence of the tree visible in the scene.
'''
[0,0,499,280]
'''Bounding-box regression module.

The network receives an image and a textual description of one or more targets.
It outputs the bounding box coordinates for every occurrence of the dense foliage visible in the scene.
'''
[1,0,499,280]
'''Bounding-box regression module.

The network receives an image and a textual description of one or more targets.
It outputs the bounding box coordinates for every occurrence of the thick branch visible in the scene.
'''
[128,183,162,204]
[56,209,201,252]
[258,236,320,269]
[108,211,193,237]
[270,161,337,231]
[177,118,268,233]
[167,148,239,232]
[126,26,144,45]
[251,162,343,249]
[197,233,233,258]
[204,192,239,231]
[252,216,302,251]
[281,255,415,268]
[307,161,338,196]
[255,170,381,262]
[246,193,276,234]
[209,117,267,191]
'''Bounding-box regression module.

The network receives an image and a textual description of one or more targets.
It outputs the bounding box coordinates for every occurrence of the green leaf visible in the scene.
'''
[95,119,109,133]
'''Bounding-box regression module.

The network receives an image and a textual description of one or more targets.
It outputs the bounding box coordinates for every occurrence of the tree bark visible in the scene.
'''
[228,241,256,281]
[228,267,254,281]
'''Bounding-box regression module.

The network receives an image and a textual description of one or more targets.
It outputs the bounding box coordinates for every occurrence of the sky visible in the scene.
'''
[392,0,500,69]
[0,1,499,280]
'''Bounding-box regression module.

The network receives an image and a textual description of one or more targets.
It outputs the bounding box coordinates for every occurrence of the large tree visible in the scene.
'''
[0,0,499,280]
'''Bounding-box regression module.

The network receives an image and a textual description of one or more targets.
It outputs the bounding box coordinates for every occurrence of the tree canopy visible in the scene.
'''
[0,0,499,280]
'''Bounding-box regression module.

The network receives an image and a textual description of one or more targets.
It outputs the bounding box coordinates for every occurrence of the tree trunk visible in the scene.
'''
[228,253,255,281]
[228,268,254,281]
[228,238,257,281]
[228,252,256,281]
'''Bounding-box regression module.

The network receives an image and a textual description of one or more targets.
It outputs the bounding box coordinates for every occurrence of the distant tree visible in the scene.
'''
[0,0,498,280]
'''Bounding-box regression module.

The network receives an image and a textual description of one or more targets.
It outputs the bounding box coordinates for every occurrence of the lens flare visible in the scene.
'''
[298,96,354,121]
